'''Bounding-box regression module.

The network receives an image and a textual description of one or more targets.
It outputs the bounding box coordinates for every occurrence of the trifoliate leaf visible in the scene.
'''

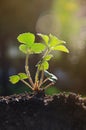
[37,33,49,44]
[44,54,53,61]
[49,34,66,47]
[53,45,69,53]
[17,32,35,47]
[38,61,49,70]
[18,73,28,80]
[31,43,46,54]
[44,70,58,83]
[9,75,20,84]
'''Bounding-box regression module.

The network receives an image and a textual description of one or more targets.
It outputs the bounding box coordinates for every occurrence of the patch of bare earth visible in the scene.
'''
[0,92,86,130]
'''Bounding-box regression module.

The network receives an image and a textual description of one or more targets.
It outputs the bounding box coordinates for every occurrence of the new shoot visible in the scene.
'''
[9,32,69,91]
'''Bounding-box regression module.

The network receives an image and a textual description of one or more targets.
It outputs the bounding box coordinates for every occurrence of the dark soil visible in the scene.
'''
[0,91,86,130]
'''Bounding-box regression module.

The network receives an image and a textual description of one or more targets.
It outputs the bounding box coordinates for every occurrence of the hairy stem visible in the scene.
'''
[35,68,39,83]
[44,82,54,90]
[35,48,51,88]
[21,79,33,90]
[42,49,49,59]
[36,49,49,83]
[39,70,44,87]
[25,53,34,87]
[41,77,49,85]
[35,49,49,85]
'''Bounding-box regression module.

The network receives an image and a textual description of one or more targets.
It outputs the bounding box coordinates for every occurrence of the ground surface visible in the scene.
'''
[0,92,86,130]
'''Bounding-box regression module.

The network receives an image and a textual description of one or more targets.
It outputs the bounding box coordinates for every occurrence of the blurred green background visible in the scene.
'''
[0,0,86,96]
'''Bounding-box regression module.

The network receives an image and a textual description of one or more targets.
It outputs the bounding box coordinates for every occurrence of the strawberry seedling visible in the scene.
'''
[9,32,69,91]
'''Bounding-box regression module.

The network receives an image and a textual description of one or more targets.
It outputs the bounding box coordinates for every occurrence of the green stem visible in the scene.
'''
[25,53,34,88]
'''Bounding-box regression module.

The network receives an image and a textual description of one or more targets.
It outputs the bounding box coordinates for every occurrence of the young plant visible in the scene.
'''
[9,32,69,91]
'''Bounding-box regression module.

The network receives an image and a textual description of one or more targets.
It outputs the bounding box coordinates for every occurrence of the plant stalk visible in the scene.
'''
[35,49,51,89]
[21,79,33,90]
[41,77,49,85]
[39,70,44,87]
[25,53,34,88]
[35,68,39,83]
[44,82,54,90]
[36,49,49,85]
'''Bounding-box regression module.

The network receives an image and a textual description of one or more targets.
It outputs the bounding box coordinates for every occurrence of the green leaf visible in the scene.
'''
[49,34,66,47]
[18,73,28,80]
[17,32,35,47]
[31,43,46,54]
[37,33,49,44]
[44,54,53,61]
[44,70,58,83]
[38,61,49,70]
[19,44,28,54]
[9,75,20,84]
[53,45,69,53]
[45,87,60,95]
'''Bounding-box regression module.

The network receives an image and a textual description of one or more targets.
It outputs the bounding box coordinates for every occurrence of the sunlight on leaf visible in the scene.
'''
[17,32,35,47]
[54,45,69,53]
[38,61,49,70]
[44,54,53,61]
[9,75,20,84]
[31,43,46,54]
[49,34,66,47]
[19,44,28,54]
[18,73,28,80]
